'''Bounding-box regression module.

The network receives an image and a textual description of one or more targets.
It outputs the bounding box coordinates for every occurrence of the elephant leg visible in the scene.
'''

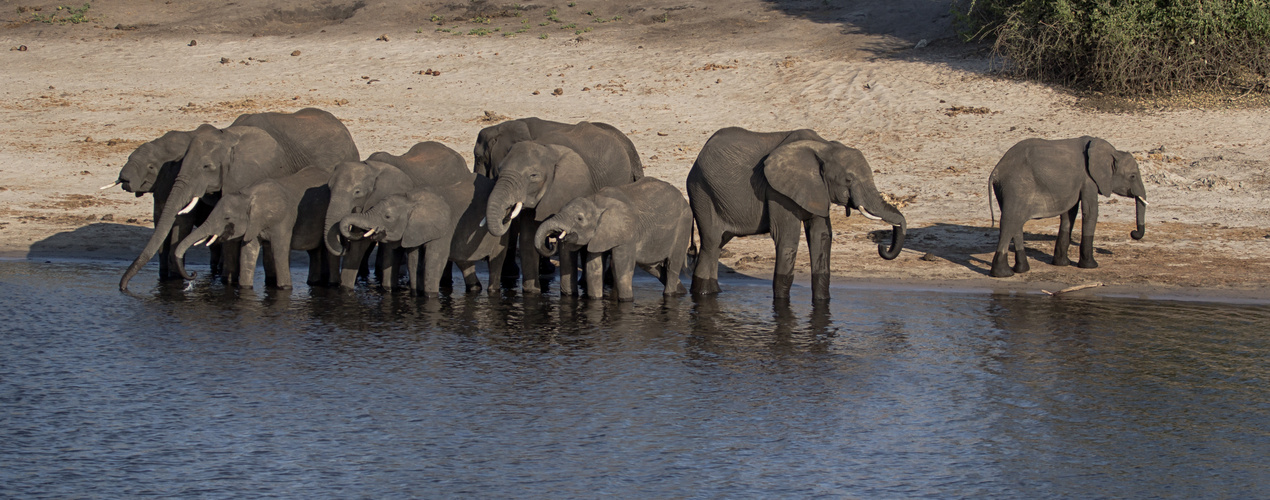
[440,261,456,290]
[518,218,541,294]
[270,238,293,290]
[208,241,223,276]
[585,250,604,300]
[663,247,688,297]
[375,243,396,291]
[458,261,481,293]
[486,246,508,296]
[690,206,724,295]
[339,238,373,289]
[420,240,450,298]
[501,224,521,289]
[1010,223,1029,274]
[262,243,278,288]
[1054,203,1079,267]
[1077,195,1100,269]
[610,247,636,302]
[769,201,801,300]
[307,249,323,285]
[405,247,420,295]
[990,212,1024,278]
[221,239,242,285]
[559,247,579,296]
[239,239,261,289]
[804,215,833,302]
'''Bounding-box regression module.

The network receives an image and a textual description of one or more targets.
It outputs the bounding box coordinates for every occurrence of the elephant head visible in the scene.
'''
[323,160,415,256]
[534,195,631,256]
[473,120,534,179]
[170,193,252,280]
[763,140,907,259]
[339,192,451,249]
[484,142,593,237]
[110,125,217,194]
[1087,138,1148,240]
[120,126,283,290]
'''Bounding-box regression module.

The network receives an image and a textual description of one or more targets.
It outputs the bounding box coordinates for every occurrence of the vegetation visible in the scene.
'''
[956,0,1270,95]
[29,3,92,24]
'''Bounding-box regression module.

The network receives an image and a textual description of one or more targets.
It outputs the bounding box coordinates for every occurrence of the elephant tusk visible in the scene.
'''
[177,197,201,215]
[100,181,121,190]
[859,207,883,221]
[363,228,376,238]
[1136,196,1150,206]
[557,230,566,241]
[479,217,487,228]
[192,236,210,246]
[509,202,523,221]
[205,234,219,247]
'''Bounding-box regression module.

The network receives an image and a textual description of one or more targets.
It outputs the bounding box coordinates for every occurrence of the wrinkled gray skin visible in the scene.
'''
[534,177,692,302]
[988,136,1148,278]
[119,108,359,290]
[111,124,219,280]
[324,142,469,289]
[173,167,337,289]
[473,117,643,182]
[339,173,508,297]
[686,127,907,302]
[485,132,639,294]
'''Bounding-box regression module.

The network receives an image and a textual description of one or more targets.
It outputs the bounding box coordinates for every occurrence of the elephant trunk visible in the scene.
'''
[324,197,355,256]
[1131,196,1147,240]
[172,221,220,280]
[339,214,377,241]
[534,219,567,257]
[120,178,204,290]
[485,178,524,237]
[851,182,907,260]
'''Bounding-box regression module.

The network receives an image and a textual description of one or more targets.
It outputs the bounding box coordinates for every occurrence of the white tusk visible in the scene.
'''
[205,234,219,246]
[509,202,523,220]
[557,231,566,240]
[192,236,210,246]
[859,207,883,221]
[479,217,487,228]
[1136,196,1150,206]
[100,181,121,190]
[363,228,376,238]
[177,197,200,215]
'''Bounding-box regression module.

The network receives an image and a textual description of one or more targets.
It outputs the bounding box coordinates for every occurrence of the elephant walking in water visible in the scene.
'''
[988,136,1148,278]
[686,127,907,302]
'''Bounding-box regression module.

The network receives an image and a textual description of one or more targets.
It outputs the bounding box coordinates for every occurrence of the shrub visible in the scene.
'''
[956,0,1270,94]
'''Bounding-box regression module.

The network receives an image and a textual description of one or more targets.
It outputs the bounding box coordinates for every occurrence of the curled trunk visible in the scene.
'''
[1131,197,1147,240]
[852,182,907,261]
[172,221,221,280]
[120,179,202,290]
[485,179,522,237]
[535,219,567,257]
[324,197,355,256]
[339,214,376,241]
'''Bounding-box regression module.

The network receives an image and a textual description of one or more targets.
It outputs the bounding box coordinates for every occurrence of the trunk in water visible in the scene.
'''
[534,219,567,257]
[172,221,221,280]
[852,182,907,261]
[324,197,355,256]
[485,179,521,237]
[1131,197,1147,240]
[120,179,202,290]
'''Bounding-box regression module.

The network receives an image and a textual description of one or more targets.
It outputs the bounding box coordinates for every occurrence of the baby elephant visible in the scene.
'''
[174,166,337,289]
[989,136,1148,278]
[338,173,509,297]
[534,177,692,301]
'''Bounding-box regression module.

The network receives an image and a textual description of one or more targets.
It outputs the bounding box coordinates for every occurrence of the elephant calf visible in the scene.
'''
[173,166,337,289]
[988,136,1148,278]
[534,177,692,302]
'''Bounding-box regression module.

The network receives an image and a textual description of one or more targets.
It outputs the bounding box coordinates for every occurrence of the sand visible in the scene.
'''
[2,0,1268,301]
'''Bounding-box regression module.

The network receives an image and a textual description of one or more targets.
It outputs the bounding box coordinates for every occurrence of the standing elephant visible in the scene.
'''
[473,117,643,181]
[988,136,1148,278]
[338,173,508,297]
[323,142,470,289]
[106,124,219,280]
[534,177,692,301]
[172,167,337,289]
[118,108,359,290]
[484,125,640,294]
[686,127,907,302]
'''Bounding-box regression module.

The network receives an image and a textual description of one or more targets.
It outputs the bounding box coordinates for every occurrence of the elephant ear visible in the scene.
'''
[225,128,283,191]
[589,200,633,253]
[763,140,831,217]
[402,194,452,249]
[241,198,263,243]
[1086,137,1116,197]
[366,162,413,207]
[535,146,593,221]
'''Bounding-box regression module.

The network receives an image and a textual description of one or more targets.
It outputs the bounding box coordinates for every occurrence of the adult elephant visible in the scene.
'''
[484,123,640,293]
[105,124,219,280]
[988,136,1147,278]
[323,142,470,289]
[686,127,906,302]
[473,117,643,181]
[118,108,358,290]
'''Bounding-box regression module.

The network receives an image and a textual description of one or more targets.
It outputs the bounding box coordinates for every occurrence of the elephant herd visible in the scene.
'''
[106,107,1148,302]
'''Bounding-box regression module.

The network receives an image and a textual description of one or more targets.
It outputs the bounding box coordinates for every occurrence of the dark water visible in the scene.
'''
[1,260,1267,498]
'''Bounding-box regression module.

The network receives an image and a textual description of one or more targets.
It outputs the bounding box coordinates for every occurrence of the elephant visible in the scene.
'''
[323,142,470,289]
[484,128,641,294]
[338,172,509,297]
[987,136,1148,278]
[106,124,219,280]
[172,166,338,289]
[118,108,359,290]
[472,117,643,182]
[534,177,692,301]
[686,127,907,302]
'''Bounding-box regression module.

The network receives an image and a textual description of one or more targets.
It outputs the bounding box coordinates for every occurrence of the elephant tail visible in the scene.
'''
[987,178,996,228]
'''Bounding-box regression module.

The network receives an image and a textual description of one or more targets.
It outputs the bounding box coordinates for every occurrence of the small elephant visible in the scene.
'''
[484,125,643,294]
[686,127,907,302]
[338,173,509,297]
[988,136,1148,278]
[120,108,359,290]
[173,166,337,289]
[534,177,692,301]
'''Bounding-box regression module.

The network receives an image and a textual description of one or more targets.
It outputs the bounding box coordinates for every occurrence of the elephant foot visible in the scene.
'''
[1077,258,1099,269]
[691,278,720,295]
[772,273,794,300]
[275,284,293,290]
[1052,255,1071,267]
[665,283,687,296]
[1012,258,1030,274]
[989,254,1014,278]
[811,273,831,302]
[465,283,483,294]
[616,295,634,303]
[237,284,254,290]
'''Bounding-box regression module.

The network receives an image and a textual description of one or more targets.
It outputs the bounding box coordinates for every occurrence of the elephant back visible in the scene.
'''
[367,141,470,188]
[538,123,636,192]
[231,108,360,173]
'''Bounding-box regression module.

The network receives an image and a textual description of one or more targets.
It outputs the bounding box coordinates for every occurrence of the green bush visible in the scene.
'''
[956,0,1270,94]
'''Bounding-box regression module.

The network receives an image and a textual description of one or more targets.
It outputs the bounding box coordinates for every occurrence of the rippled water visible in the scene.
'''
[1,260,1267,498]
